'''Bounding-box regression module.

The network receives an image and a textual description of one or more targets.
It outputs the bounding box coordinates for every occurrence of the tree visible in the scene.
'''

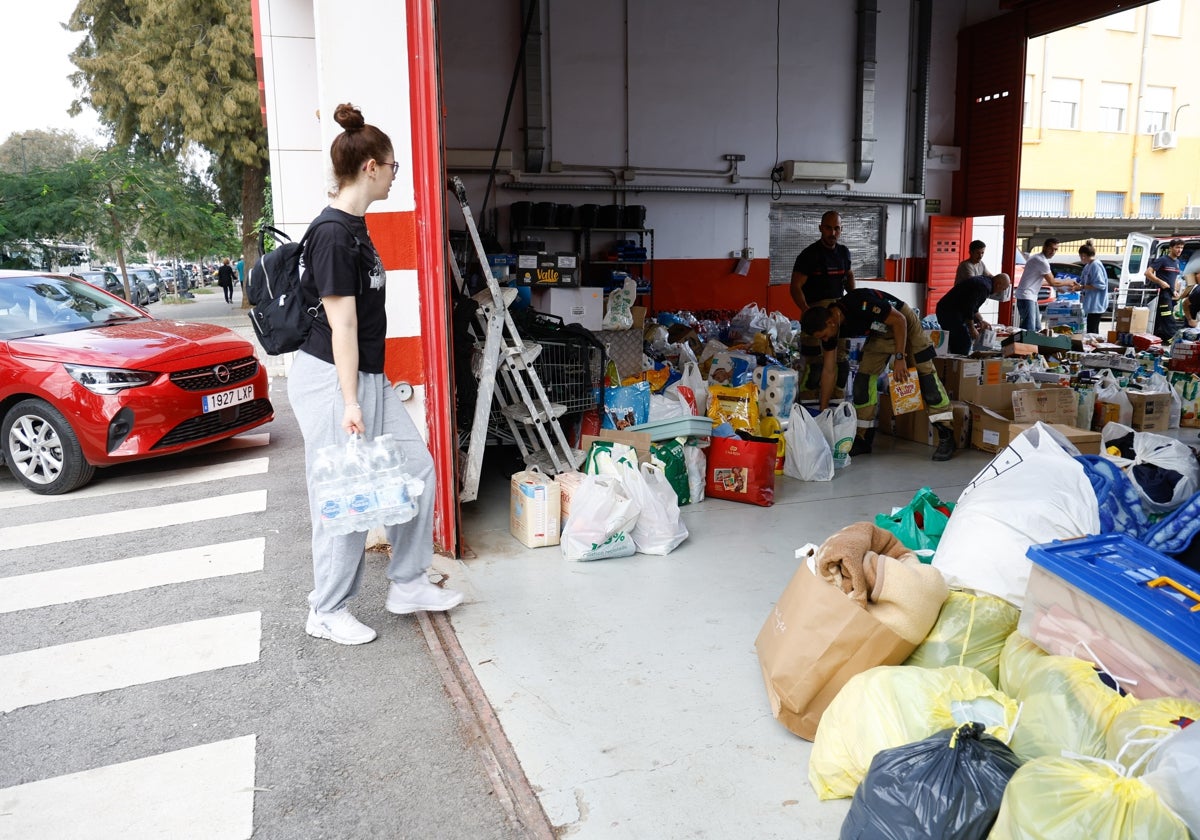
[67,0,266,299]
[0,129,97,175]
[0,149,238,289]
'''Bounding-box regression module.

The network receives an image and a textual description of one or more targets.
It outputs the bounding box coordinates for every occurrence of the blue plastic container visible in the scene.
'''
[1021,534,1200,701]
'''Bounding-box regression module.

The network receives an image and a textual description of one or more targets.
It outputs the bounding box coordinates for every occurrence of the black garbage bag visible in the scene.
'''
[840,722,1022,840]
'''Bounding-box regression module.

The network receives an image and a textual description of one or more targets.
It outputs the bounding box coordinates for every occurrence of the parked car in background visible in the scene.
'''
[0,270,273,494]
[72,269,151,307]
[128,267,162,303]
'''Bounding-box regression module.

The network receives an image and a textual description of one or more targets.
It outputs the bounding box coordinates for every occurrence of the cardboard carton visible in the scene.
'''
[510,470,561,548]
[531,286,603,330]
[892,401,971,450]
[1007,422,1102,455]
[933,356,982,401]
[581,428,653,463]
[556,471,586,521]
[1127,391,1172,432]
[968,403,1014,453]
[958,380,1036,411]
[1011,387,1080,426]
[1115,306,1150,334]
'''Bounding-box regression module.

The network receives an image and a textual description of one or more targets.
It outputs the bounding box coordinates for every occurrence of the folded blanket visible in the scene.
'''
[816,522,917,605]
[868,554,949,645]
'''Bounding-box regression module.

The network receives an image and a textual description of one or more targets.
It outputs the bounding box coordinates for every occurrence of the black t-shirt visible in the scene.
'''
[935,275,991,322]
[298,206,388,373]
[823,288,906,350]
[1149,255,1182,306]
[1187,284,1200,320]
[792,240,853,302]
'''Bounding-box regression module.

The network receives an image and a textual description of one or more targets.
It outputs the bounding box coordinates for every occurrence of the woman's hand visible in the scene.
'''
[342,403,364,435]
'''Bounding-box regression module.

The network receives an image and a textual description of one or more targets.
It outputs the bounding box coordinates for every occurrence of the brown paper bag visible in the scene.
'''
[755,563,918,740]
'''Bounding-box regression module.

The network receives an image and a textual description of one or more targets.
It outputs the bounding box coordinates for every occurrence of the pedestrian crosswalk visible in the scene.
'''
[0,435,272,839]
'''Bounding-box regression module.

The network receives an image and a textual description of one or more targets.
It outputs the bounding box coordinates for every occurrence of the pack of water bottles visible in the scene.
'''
[311,433,425,535]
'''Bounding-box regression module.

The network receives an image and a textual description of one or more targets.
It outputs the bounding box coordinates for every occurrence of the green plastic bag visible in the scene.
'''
[650,438,690,506]
[875,486,955,553]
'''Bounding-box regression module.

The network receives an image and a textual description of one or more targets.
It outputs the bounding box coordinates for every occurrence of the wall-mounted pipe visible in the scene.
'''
[501,180,923,203]
[910,0,932,197]
[521,0,546,174]
[853,0,879,183]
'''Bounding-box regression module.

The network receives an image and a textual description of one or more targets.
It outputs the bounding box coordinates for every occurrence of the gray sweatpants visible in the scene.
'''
[288,350,436,614]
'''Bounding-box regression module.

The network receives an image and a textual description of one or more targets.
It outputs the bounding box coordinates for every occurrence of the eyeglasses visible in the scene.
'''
[378,160,400,174]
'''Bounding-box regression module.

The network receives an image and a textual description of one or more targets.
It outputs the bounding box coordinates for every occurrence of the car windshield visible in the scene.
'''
[0,275,148,339]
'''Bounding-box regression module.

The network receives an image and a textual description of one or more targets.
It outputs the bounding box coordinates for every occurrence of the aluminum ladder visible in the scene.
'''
[447,177,582,503]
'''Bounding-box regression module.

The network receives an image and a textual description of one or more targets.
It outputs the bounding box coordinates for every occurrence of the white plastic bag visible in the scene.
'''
[933,422,1101,609]
[624,463,688,555]
[783,405,834,481]
[1100,423,1200,514]
[1095,369,1133,426]
[683,443,706,503]
[648,391,690,421]
[1143,372,1182,429]
[560,475,640,561]
[1141,724,1200,836]
[601,276,637,330]
[818,402,856,470]
[676,361,709,416]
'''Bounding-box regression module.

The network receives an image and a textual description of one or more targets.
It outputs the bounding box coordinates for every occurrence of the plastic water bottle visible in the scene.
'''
[312,448,346,529]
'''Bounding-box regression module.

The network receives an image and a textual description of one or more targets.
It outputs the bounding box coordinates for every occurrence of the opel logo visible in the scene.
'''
[213,364,232,384]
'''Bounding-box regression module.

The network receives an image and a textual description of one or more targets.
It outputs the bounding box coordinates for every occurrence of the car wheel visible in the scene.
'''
[2,399,96,494]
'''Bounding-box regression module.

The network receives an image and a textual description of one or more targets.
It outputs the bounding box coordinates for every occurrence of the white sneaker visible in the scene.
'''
[305,608,377,645]
[385,576,465,614]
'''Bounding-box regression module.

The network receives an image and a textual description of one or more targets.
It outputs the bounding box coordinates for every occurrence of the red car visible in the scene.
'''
[0,270,273,494]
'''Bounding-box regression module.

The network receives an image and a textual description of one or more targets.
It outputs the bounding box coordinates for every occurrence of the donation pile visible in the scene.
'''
[754,420,1200,838]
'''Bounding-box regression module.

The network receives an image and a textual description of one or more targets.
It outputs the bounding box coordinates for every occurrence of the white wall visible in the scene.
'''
[439,0,1006,268]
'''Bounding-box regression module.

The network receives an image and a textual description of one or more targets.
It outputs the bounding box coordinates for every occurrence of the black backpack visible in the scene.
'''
[246,220,359,355]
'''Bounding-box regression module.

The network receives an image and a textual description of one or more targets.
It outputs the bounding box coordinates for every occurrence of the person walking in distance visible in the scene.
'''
[217,257,236,304]
[791,210,854,398]
[288,103,462,646]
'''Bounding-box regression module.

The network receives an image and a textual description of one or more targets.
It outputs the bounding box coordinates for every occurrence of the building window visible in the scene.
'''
[1047,78,1081,129]
[1023,75,1034,127]
[1098,82,1128,132]
[1139,193,1163,217]
[1149,0,1181,36]
[1106,9,1137,31]
[1019,189,1071,217]
[1141,86,1173,133]
[1095,192,1126,217]
[768,205,884,286]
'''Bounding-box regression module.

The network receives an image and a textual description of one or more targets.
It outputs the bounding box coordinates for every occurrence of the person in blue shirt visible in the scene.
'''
[1077,242,1109,334]
[1146,239,1184,340]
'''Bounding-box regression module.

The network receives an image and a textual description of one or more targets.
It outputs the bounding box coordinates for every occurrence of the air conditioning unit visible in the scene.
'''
[781,160,849,182]
[1151,130,1177,150]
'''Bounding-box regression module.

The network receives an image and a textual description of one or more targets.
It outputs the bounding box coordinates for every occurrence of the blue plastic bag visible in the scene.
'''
[603,381,651,430]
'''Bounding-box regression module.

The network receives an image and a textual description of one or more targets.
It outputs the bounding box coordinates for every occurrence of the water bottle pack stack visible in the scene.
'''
[311,434,425,535]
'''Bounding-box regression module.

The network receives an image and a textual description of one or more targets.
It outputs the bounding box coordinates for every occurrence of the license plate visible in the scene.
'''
[202,384,254,413]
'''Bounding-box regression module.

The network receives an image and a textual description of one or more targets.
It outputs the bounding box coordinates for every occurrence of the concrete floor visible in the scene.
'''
[453,434,993,839]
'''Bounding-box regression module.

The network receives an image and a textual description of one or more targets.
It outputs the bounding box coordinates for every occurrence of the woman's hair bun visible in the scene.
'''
[334,103,365,131]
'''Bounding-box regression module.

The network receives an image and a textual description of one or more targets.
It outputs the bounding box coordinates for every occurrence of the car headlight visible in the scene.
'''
[64,364,157,394]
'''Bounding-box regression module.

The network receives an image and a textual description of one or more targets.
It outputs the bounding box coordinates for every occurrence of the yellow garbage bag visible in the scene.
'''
[808,665,1018,800]
[1008,654,1139,762]
[1105,697,1200,775]
[998,631,1049,698]
[990,756,1189,840]
[903,590,1019,687]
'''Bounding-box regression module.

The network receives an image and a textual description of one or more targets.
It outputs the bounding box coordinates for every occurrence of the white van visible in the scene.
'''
[1117,233,1200,310]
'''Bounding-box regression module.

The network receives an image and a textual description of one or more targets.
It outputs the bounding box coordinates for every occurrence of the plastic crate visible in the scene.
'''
[1020,534,1200,702]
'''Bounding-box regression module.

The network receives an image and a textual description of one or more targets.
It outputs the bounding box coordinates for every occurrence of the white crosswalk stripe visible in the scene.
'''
[0,611,262,713]
[0,453,270,511]
[0,538,265,614]
[0,490,267,551]
[0,442,272,836]
[0,735,257,840]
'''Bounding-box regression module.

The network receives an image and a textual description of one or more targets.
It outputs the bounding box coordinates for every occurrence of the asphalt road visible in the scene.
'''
[0,288,528,839]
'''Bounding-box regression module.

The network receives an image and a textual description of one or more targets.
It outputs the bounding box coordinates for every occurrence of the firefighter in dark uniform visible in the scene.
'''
[800,288,956,462]
[791,210,853,398]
